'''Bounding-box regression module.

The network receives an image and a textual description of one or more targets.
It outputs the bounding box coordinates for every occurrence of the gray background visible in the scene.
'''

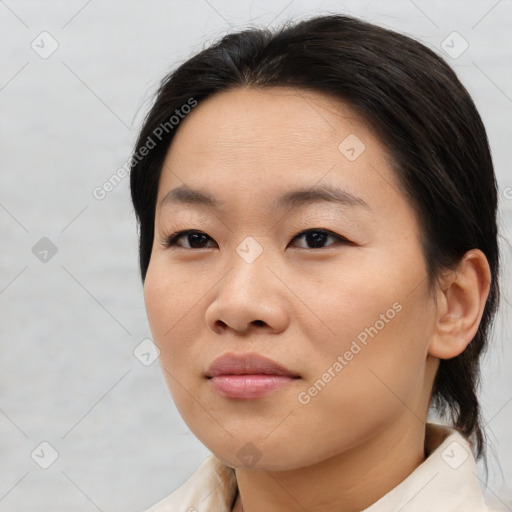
[1,0,511,510]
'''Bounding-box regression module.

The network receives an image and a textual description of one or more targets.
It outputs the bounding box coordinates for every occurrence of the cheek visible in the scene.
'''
[144,255,201,336]
[293,255,402,357]
[309,286,434,418]
[143,261,193,364]
[143,264,204,415]
[144,264,173,341]
[143,257,219,386]
[296,251,433,406]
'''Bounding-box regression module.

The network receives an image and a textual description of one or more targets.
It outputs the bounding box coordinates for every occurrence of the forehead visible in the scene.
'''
[157,86,401,214]
[165,86,373,160]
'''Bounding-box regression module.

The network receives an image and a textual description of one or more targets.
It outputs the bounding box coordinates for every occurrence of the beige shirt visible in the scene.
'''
[142,422,496,511]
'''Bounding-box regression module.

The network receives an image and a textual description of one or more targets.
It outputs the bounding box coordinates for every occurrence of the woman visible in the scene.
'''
[130,13,500,512]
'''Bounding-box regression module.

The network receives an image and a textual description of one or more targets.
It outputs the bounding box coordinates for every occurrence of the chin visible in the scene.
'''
[200,435,321,472]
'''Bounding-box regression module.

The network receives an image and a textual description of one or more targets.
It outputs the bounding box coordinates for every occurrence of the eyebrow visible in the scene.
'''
[160,183,370,212]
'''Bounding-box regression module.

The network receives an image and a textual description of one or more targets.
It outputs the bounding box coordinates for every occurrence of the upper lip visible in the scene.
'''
[206,353,300,378]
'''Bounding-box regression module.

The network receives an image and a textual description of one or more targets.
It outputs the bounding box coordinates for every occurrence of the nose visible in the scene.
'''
[204,242,290,336]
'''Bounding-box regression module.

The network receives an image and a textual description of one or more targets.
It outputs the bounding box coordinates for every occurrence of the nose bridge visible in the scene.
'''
[223,234,272,294]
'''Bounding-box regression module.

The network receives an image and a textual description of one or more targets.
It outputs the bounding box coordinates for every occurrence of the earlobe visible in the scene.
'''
[428,249,491,360]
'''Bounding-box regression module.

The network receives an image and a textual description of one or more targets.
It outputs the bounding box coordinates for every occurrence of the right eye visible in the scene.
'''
[161,230,216,249]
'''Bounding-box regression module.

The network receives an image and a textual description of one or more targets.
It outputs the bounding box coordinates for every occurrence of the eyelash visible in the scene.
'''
[160,228,351,250]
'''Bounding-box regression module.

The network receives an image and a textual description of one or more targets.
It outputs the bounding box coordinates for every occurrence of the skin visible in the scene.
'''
[143,86,491,512]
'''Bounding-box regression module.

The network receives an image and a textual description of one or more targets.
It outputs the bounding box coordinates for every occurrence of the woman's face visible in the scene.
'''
[144,87,439,470]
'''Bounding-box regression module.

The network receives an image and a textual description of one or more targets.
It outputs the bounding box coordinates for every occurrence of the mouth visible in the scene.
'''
[206,352,301,399]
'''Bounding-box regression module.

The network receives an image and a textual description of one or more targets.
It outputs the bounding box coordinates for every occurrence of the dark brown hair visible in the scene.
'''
[130,14,500,459]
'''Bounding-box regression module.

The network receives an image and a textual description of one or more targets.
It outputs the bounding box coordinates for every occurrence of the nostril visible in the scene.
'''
[253,320,266,326]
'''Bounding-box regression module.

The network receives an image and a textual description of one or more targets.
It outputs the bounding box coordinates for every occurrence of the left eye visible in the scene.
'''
[290,229,348,249]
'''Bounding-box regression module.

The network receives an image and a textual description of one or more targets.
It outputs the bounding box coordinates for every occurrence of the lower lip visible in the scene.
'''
[208,374,297,399]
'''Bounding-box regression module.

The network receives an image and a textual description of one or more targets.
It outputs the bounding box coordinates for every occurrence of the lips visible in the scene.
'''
[206,353,300,378]
[206,353,300,399]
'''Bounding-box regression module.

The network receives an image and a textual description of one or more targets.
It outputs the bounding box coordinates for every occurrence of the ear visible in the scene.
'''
[428,249,492,359]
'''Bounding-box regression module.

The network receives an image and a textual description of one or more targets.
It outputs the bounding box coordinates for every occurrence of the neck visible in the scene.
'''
[233,419,426,512]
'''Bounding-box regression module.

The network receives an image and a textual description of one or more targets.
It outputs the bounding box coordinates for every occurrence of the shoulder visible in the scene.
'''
[364,422,498,512]
[140,454,237,512]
